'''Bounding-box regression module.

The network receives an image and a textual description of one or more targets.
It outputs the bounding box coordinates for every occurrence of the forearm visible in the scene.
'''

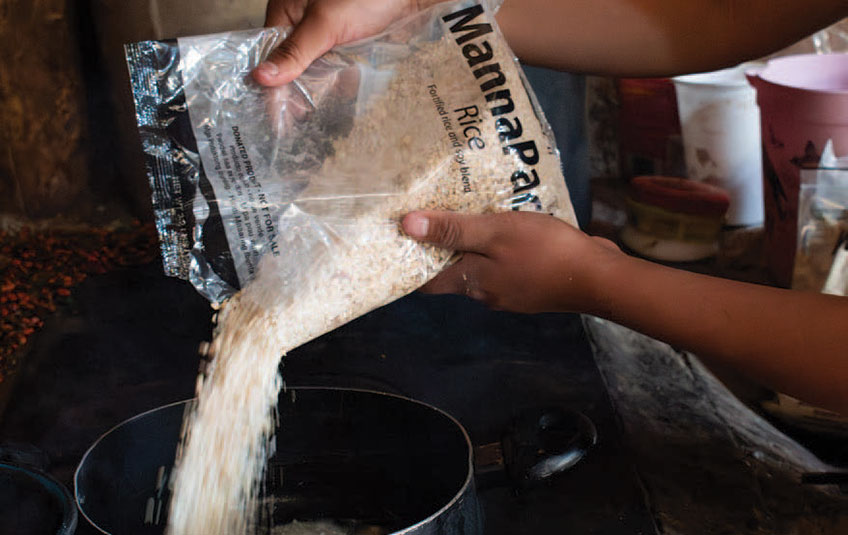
[586,254,848,414]
[495,0,848,76]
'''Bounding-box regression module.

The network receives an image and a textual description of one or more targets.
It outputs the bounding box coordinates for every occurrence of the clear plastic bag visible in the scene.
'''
[126,0,576,347]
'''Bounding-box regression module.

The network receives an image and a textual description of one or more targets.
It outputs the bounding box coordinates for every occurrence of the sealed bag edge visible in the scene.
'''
[125,39,195,282]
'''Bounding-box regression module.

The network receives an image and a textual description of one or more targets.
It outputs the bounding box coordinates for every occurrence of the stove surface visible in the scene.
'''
[0,263,656,534]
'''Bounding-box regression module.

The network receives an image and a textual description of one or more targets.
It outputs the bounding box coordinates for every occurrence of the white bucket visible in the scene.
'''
[673,65,765,227]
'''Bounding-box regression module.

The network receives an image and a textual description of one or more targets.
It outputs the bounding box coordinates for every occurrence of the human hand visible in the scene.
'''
[253,0,427,86]
[402,211,621,314]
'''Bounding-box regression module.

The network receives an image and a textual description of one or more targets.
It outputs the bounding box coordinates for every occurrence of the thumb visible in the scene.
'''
[253,11,336,87]
[402,211,495,254]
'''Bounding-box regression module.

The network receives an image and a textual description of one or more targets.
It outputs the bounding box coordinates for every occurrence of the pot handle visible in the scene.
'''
[475,407,597,491]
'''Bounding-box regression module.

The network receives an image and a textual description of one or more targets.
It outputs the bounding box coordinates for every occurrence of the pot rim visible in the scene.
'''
[74,386,476,535]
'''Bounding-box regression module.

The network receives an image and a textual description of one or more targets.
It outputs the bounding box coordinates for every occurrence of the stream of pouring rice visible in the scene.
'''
[165,291,284,535]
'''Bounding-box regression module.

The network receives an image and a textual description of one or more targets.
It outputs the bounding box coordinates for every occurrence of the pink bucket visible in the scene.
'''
[746,53,848,287]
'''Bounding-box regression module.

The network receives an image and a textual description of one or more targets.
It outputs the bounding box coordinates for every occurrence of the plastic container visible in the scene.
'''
[746,53,848,287]
[673,64,764,227]
[621,176,730,262]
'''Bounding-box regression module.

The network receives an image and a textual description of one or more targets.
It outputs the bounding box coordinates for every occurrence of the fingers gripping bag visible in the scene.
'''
[127,0,576,314]
[125,1,576,533]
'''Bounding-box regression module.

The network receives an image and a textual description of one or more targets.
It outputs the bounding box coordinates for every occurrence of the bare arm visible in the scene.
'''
[255,0,848,86]
[402,211,848,415]
[588,250,848,414]
[496,0,848,76]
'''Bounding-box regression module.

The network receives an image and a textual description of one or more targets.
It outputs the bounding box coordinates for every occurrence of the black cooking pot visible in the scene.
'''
[75,388,595,534]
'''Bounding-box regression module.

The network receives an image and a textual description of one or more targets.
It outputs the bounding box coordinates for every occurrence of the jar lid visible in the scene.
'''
[629,176,730,217]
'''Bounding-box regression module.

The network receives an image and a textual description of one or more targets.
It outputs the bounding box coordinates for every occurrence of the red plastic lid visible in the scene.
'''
[629,176,730,217]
